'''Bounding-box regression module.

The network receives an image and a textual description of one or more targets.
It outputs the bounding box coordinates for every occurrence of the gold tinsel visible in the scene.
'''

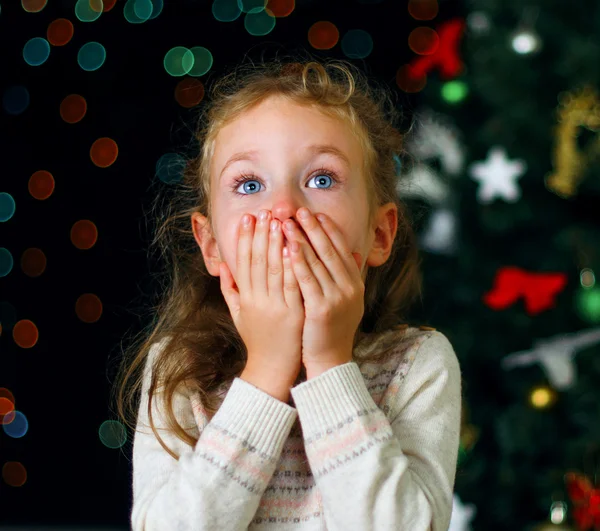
[545,85,600,198]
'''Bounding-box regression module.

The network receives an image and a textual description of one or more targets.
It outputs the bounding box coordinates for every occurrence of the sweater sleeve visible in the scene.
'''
[289,331,462,531]
[131,340,299,531]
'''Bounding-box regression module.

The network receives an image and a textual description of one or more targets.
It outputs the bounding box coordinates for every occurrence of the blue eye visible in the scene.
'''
[229,168,340,197]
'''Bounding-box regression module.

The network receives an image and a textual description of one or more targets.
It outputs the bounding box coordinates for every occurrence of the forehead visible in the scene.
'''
[212,96,362,165]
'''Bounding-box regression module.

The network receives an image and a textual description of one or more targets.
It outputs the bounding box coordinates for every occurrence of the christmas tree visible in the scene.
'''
[399,1,600,529]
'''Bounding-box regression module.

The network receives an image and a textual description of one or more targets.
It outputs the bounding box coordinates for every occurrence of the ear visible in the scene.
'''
[191,213,222,276]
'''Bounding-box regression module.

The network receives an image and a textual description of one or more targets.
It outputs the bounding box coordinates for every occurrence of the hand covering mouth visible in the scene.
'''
[283,225,311,250]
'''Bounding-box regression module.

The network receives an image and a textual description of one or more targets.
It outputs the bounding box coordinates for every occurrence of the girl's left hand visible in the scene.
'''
[283,208,365,372]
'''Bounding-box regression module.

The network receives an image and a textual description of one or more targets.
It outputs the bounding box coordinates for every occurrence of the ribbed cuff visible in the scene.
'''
[290,362,377,436]
[211,376,298,458]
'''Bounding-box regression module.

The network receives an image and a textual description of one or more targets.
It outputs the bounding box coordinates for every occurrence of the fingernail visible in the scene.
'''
[298,208,309,220]
[242,214,251,226]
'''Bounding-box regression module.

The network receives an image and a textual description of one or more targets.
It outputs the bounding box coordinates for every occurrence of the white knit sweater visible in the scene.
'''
[131,326,462,530]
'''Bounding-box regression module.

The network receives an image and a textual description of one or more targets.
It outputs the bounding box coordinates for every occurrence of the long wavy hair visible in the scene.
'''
[111,54,423,461]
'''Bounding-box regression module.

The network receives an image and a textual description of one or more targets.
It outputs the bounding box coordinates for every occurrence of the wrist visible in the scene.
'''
[240,366,294,403]
[305,362,342,380]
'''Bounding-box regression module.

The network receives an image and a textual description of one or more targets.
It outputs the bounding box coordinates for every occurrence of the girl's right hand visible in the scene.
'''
[219,209,305,387]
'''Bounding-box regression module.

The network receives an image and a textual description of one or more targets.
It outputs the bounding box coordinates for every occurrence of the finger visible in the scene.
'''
[283,218,332,297]
[252,209,271,298]
[267,218,285,303]
[297,209,359,285]
[236,213,254,298]
[289,238,326,301]
[219,262,240,310]
[282,243,303,308]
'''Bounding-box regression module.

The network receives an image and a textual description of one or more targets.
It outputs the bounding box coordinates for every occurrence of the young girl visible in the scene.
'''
[114,57,462,530]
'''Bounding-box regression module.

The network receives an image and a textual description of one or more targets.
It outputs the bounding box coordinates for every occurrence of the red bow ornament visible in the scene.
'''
[565,471,600,531]
[483,266,568,315]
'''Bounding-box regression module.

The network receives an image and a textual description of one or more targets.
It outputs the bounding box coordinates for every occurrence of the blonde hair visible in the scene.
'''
[111,54,423,460]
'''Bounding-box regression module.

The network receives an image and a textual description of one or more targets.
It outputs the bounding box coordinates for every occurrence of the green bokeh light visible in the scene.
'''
[213,0,242,22]
[75,0,103,22]
[99,420,127,449]
[575,287,600,323]
[237,0,267,13]
[341,29,373,59]
[188,47,214,77]
[164,47,195,77]
[244,9,275,36]
[78,42,107,72]
[442,80,469,103]
[156,153,186,184]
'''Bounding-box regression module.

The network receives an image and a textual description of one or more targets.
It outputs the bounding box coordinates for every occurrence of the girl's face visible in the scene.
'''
[192,95,397,284]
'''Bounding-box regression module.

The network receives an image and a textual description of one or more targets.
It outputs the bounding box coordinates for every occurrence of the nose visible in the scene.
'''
[270,203,302,225]
[267,205,310,243]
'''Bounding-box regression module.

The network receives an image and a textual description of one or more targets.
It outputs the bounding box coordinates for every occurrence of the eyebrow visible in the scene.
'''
[218,144,351,180]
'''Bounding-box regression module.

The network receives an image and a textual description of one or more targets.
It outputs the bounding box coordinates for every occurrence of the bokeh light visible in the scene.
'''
[156,153,186,184]
[123,0,164,24]
[0,398,15,419]
[47,18,75,46]
[408,0,438,20]
[212,0,242,22]
[164,47,195,77]
[71,220,99,250]
[102,0,119,12]
[188,47,213,77]
[99,420,127,449]
[60,94,87,123]
[123,0,163,23]
[78,41,106,72]
[28,170,55,200]
[75,0,103,22]
[238,0,267,13]
[21,248,47,278]
[76,293,103,323]
[0,388,16,417]
[396,64,427,93]
[580,268,595,288]
[441,80,468,103]
[134,0,154,19]
[409,26,439,55]
[511,29,542,55]
[0,249,14,278]
[2,462,27,487]
[575,286,600,323]
[13,320,38,348]
[308,21,339,50]
[23,37,51,66]
[529,386,557,409]
[0,193,16,222]
[90,137,118,168]
[266,0,294,17]
[341,29,373,59]
[245,9,276,36]
[2,86,30,115]
[2,411,29,439]
[175,78,205,108]
[22,0,47,13]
